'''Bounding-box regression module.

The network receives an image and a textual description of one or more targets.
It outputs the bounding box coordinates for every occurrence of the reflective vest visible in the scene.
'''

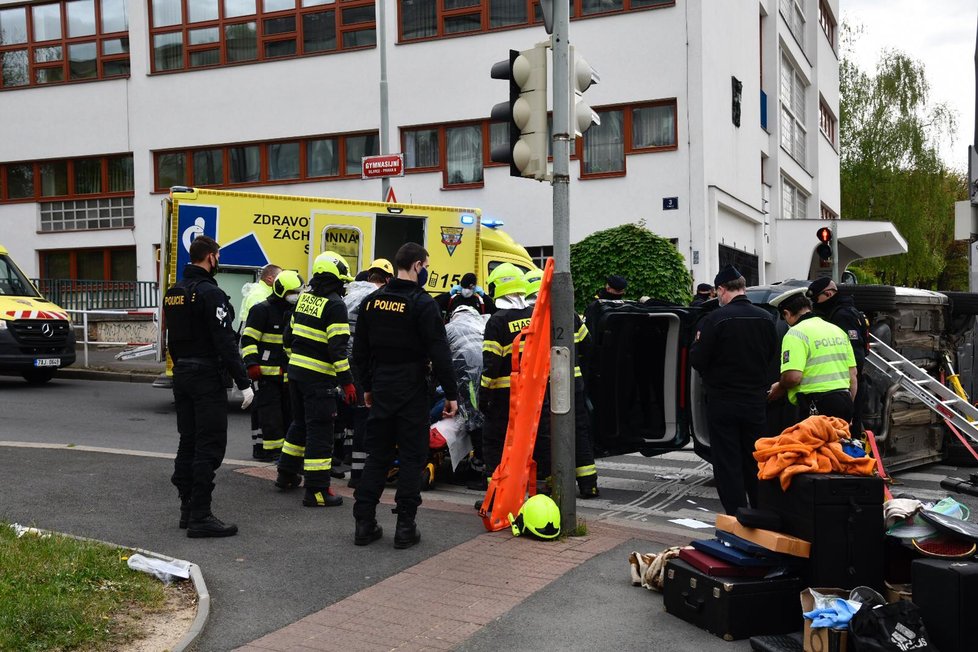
[780,314,856,405]
[240,297,290,378]
[286,291,352,383]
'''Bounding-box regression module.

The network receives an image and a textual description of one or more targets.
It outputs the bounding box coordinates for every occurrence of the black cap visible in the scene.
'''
[713,264,742,287]
[606,275,627,291]
[354,270,368,282]
[806,277,832,299]
[460,272,477,288]
[696,283,712,294]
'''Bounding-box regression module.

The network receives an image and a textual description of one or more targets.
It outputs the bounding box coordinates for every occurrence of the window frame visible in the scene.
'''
[779,0,805,50]
[817,0,835,52]
[779,52,807,166]
[147,0,375,74]
[39,245,137,280]
[0,154,134,203]
[579,99,678,180]
[152,131,380,191]
[402,120,488,189]
[781,174,808,220]
[818,99,836,147]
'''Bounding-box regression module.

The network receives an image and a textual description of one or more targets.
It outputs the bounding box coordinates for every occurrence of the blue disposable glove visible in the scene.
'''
[803,598,859,628]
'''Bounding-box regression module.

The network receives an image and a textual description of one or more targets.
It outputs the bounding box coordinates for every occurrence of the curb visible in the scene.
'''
[5,525,209,651]
[58,368,160,384]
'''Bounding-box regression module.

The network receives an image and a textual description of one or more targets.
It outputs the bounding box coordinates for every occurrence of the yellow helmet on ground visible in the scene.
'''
[368,258,394,276]
[312,250,353,281]
[487,263,527,299]
[272,270,303,298]
[524,268,543,298]
[509,494,561,540]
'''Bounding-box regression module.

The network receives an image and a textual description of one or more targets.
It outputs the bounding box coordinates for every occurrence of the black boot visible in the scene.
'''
[186,512,238,538]
[303,486,343,507]
[354,519,383,546]
[275,469,303,490]
[393,511,420,549]
[578,475,600,499]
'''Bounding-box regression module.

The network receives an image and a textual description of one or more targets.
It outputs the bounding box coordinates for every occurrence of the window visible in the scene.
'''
[524,245,553,269]
[818,100,835,146]
[0,0,129,90]
[780,0,804,49]
[398,0,673,42]
[39,246,136,280]
[402,122,484,187]
[40,196,134,231]
[148,0,374,72]
[781,175,807,220]
[153,132,379,190]
[779,53,807,165]
[581,100,677,177]
[0,154,134,203]
[818,0,835,50]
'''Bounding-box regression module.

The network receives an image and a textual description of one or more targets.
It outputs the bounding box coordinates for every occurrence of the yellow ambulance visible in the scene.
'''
[0,244,75,384]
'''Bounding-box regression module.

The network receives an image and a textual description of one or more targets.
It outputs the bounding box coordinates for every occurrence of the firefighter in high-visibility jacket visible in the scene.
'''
[241,264,281,460]
[240,270,302,461]
[276,251,357,507]
[479,264,534,483]
[524,268,599,498]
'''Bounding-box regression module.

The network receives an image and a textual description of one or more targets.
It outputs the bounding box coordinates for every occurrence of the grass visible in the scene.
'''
[0,523,166,651]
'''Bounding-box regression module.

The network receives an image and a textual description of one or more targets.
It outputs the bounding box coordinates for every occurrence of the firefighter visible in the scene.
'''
[351,242,458,549]
[276,251,357,508]
[241,264,281,459]
[524,268,600,498]
[163,235,253,538]
[240,269,302,462]
[768,287,858,421]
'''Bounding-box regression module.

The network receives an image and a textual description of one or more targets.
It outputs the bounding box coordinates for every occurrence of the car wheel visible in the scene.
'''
[22,368,56,385]
[940,292,978,316]
[838,284,896,312]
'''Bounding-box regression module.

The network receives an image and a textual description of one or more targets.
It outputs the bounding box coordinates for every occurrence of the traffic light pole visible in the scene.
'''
[550,0,577,533]
[831,217,839,283]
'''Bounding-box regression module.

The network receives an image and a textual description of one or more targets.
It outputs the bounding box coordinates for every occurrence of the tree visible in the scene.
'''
[569,222,691,312]
[840,25,966,288]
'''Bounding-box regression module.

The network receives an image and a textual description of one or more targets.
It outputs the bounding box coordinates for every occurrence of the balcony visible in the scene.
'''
[31,279,158,311]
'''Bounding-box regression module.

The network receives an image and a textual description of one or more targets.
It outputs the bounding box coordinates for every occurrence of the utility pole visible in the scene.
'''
[378,0,390,202]
[831,217,839,283]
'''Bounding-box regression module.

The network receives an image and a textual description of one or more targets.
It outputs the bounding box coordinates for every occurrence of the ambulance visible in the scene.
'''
[0,244,75,384]
[156,187,534,380]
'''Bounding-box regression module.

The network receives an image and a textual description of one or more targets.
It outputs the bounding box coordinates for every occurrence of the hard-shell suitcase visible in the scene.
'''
[678,546,770,578]
[757,473,884,589]
[912,558,978,652]
[663,559,803,640]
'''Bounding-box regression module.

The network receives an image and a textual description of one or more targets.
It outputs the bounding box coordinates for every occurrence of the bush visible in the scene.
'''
[569,222,691,313]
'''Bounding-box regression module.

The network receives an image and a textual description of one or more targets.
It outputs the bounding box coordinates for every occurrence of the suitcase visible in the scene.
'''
[748,633,804,652]
[757,473,884,589]
[691,539,776,567]
[911,558,978,652]
[663,559,803,640]
[679,546,770,578]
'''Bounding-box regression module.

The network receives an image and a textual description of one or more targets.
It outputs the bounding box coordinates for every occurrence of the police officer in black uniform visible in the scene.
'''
[807,277,869,433]
[352,242,458,549]
[163,235,253,538]
[689,265,778,515]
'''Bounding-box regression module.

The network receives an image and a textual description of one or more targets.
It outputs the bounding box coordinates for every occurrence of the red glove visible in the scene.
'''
[342,383,358,405]
[247,365,261,381]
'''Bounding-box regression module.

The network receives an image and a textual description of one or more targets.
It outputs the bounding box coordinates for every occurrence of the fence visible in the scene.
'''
[68,309,159,368]
[31,279,158,311]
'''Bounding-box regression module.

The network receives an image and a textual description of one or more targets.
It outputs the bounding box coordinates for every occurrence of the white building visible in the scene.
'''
[0,0,903,289]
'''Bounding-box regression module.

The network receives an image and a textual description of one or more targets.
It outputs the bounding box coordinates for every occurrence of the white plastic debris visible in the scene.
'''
[9,523,50,538]
[127,553,191,584]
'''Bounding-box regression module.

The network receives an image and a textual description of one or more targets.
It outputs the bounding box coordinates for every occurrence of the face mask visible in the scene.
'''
[461,287,474,298]
[285,294,299,304]
[598,289,620,300]
[416,265,428,288]
[210,254,220,275]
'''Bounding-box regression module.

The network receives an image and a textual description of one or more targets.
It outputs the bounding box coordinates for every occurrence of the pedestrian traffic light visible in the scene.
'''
[816,227,832,260]
[490,43,549,181]
[569,46,600,138]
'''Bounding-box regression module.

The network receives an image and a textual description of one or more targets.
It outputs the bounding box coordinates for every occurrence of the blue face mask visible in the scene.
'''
[416,265,428,287]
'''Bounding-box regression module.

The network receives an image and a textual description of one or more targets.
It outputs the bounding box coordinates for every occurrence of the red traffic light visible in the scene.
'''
[816,227,833,243]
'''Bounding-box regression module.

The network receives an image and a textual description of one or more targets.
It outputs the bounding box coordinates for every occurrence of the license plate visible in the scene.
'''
[34,358,60,367]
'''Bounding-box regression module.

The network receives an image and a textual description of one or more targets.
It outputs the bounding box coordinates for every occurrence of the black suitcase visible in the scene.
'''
[757,473,884,590]
[912,558,978,652]
[663,559,803,641]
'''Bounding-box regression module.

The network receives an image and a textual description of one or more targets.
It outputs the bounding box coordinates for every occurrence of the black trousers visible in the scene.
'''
[851,369,867,434]
[799,389,853,422]
[171,360,228,515]
[481,388,511,474]
[534,379,597,483]
[279,376,337,489]
[256,378,290,451]
[706,392,767,516]
[353,366,429,521]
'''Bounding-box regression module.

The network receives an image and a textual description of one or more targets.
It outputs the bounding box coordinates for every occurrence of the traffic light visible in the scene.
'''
[570,46,600,137]
[490,44,549,180]
[816,226,832,261]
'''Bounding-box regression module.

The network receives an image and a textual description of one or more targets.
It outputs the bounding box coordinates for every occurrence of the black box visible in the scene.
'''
[912,558,978,652]
[757,473,884,590]
[663,559,803,641]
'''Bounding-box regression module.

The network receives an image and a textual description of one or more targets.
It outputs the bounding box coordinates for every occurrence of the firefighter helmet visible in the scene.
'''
[312,250,353,281]
[367,258,394,277]
[487,263,526,299]
[524,268,544,298]
[272,269,303,298]
[509,494,561,540]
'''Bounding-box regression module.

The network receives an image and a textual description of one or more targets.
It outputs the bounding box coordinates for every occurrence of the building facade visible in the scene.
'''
[0,0,899,288]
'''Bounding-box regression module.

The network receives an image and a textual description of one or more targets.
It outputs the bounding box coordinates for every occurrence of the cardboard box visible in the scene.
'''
[715,513,811,558]
[800,588,849,652]
[884,581,912,603]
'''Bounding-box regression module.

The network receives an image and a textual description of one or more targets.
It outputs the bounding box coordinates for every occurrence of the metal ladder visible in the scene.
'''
[866,334,978,446]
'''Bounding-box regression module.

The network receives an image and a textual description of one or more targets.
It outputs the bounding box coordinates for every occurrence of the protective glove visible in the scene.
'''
[240,386,255,410]
[247,365,261,381]
[342,383,358,406]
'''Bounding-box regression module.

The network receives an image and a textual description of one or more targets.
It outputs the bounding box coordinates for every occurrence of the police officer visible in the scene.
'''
[768,287,857,421]
[241,264,281,459]
[352,243,458,549]
[163,235,253,538]
[240,270,302,461]
[689,265,777,515]
[807,277,869,433]
[276,251,356,508]
[690,283,714,306]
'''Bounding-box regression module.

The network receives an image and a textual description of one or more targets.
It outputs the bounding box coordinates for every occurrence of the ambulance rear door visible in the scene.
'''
[310,211,377,279]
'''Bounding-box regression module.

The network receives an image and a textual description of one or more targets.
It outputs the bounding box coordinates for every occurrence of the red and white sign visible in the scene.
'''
[361,154,404,179]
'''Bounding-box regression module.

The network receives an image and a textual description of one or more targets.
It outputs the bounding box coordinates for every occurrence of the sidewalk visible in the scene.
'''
[62,344,164,383]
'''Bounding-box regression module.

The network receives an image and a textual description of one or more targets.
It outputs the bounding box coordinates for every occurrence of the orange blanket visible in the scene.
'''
[753,415,877,490]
